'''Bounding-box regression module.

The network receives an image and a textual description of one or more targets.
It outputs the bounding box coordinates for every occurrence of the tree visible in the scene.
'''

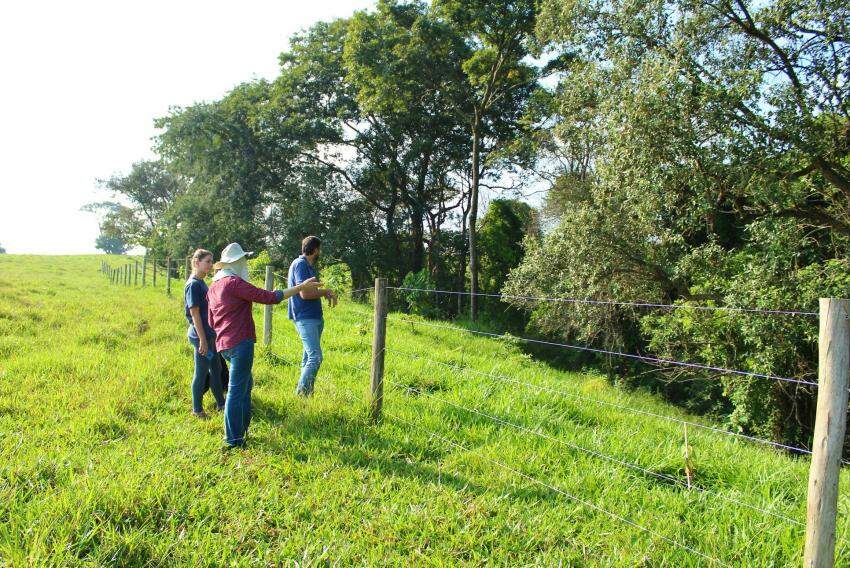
[82,201,139,256]
[478,199,536,293]
[435,0,539,320]
[155,81,283,257]
[268,3,473,283]
[503,0,850,446]
[95,234,129,255]
[539,0,850,236]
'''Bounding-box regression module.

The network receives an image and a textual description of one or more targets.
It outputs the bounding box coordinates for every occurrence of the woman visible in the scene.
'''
[207,242,321,449]
[184,248,224,418]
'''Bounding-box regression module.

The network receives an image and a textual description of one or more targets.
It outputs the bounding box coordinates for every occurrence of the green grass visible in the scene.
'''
[1,255,848,566]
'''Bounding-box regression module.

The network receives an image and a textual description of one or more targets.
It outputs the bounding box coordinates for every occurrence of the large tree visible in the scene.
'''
[436,0,539,319]
[505,0,850,446]
[86,161,181,254]
[155,81,286,257]
[268,2,473,282]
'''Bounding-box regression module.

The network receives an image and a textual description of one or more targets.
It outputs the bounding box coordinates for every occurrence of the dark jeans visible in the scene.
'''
[189,335,224,413]
[220,339,255,447]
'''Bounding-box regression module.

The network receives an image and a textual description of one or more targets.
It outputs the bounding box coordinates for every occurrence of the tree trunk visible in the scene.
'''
[468,125,481,321]
[409,151,431,274]
[410,207,425,273]
[458,193,470,317]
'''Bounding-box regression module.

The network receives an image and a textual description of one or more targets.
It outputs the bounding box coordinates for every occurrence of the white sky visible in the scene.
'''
[0,0,374,254]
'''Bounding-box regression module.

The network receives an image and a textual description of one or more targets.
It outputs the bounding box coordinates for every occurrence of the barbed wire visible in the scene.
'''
[388,287,818,317]
[385,347,830,462]
[382,406,730,566]
[387,316,818,388]
[383,376,804,527]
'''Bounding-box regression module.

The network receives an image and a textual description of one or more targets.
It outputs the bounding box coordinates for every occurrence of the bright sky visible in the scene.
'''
[0,0,374,254]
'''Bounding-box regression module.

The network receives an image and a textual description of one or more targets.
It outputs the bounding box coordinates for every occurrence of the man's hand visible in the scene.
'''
[198,338,209,357]
[325,289,338,308]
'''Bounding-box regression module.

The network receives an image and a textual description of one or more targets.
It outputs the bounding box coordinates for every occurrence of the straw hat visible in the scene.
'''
[213,242,253,269]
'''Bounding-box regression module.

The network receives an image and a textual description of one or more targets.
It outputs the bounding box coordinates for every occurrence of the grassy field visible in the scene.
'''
[1,255,848,566]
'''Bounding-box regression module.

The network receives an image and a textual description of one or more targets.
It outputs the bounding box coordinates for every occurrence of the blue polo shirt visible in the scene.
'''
[287,255,323,321]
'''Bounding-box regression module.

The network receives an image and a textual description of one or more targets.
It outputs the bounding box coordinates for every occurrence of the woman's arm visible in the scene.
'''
[189,306,208,356]
[233,277,322,305]
[284,277,322,300]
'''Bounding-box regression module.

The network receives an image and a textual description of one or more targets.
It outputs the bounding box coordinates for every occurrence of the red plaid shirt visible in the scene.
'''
[207,276,283,352]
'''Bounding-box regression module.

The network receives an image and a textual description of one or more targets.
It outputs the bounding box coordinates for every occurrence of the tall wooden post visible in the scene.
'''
[152,258,157,287]
[125,264,129,286]
[166,258,172,296]
[134,261,139,286]
[263,266,274,347]
[805,298,850,568]
[142,257,147,286]
[370,278,388,422]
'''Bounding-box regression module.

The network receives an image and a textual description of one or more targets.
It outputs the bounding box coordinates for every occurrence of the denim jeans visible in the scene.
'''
[295,319,324,396]
[189,334,224,413]
[220,339,255,447]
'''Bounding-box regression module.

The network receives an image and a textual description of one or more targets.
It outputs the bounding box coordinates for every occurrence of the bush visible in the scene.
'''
[321,263,353,295]
[247,251,272,283]
[399,270,444,318]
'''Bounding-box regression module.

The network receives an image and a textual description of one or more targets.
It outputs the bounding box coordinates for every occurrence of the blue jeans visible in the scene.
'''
[295,319,324,396]
[220,339,255,447]
[189,335,224,413]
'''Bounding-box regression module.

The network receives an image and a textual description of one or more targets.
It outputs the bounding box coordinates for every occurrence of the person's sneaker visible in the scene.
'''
[221,441,246,452]
[192,410,209,420]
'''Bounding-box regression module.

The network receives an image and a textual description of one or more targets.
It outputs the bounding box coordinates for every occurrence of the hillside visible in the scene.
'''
[0,255,847,566]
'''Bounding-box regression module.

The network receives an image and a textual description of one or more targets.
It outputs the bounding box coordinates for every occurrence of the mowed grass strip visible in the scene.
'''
[0,255,847,566]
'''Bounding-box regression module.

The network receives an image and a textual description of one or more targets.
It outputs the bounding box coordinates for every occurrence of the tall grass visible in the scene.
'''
[0,255,847,566]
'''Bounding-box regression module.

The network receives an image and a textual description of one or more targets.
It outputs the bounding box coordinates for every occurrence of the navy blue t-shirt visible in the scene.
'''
[287,255,322,321]
[184,277,215,339]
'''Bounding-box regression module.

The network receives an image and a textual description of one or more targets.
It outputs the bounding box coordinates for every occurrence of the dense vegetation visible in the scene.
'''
[84,0,850,451]
[3,255,850,565]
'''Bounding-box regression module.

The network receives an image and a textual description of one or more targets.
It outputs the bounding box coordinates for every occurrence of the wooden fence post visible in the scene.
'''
[142,257,147,286]
[134,260,138,286]
[263,266,274,347]
[125,264,129,286]
[370,278,388,422]
[166,258,172,296]
[804,298,850,568]
[152,258,157,287]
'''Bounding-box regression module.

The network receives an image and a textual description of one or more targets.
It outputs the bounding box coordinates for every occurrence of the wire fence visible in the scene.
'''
[388,286,820,317]
[386,315,818,387]
[96,265,849,564]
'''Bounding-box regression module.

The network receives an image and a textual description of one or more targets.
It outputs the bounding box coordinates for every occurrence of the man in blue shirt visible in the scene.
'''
[288,235,337,396]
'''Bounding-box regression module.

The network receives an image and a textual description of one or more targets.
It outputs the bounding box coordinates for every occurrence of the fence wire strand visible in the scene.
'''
[382,407,730,566]
[388,286,818,317]
[387,316,817,387]
[385,347,826,461]
[383,376,804,527]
